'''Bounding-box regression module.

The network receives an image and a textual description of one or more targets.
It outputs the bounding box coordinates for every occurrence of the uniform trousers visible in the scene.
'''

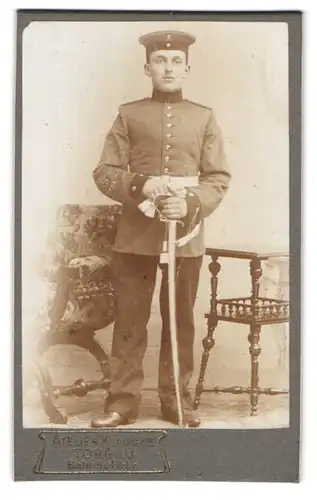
[104,251,203,419]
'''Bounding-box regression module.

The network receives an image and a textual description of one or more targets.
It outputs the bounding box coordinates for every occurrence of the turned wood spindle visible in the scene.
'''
[248,325,262,415]
[248,258,263,415]
[194,254,221,410]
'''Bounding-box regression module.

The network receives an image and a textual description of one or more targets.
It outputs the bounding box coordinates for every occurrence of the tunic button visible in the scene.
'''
[167,105,172,110]
[166,113,173,118]
[166,133,172,139]
[164,156,170,162]
[164,167,169,173]
[167,123,172,128]
[165,144,171,150]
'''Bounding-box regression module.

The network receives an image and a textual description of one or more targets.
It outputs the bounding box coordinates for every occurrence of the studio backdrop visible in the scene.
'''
[21,21,289,410]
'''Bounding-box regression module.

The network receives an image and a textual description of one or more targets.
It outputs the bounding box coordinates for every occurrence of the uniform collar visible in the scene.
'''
[151,88,183,103]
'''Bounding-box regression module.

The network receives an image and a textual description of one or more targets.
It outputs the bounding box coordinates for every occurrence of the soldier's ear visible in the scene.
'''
[182,64,191,80]
[144,64,151,77]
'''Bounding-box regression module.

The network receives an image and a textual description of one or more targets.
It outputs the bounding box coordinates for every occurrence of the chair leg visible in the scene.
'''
[34,361,68,424]
[35,326,111,423]
[194,254,221,410]
[248,324,262,416]
[193,320,217,410]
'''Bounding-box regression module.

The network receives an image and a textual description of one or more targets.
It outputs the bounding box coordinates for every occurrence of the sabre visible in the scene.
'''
[162,219,186,428]
[139,178,200,428]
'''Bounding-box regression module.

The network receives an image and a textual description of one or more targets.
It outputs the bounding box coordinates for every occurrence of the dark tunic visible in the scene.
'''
[93,89,231,257]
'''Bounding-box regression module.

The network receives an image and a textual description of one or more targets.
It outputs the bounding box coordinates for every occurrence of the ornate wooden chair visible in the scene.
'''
[34,203,122,424]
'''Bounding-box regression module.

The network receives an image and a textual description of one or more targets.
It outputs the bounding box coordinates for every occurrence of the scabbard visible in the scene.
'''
[167,220,185,428]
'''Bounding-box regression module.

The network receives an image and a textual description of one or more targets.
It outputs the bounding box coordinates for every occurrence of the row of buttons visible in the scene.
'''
[164,104,173,173]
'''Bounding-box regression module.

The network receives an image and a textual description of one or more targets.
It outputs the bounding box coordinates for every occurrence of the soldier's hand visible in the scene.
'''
[167,186,187,198]
[159,196,188,220]
[142,177,170,199]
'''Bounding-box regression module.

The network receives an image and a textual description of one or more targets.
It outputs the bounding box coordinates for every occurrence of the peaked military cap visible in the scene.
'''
[139,30,196,55]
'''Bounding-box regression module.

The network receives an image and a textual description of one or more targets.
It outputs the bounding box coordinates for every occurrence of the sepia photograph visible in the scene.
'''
[21,18,290,435]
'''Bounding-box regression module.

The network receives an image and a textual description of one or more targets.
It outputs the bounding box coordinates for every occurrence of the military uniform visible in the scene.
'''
[92,31,231,425]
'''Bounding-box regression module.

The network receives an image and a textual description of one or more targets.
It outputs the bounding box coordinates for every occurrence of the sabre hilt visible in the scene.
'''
[155,193,185,264]
[159,219,183,264]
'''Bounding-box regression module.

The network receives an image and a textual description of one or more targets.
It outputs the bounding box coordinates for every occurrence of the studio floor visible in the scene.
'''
[23,388,289,429]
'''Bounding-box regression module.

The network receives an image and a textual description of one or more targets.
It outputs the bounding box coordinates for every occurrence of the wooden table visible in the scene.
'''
[193,246,289,416]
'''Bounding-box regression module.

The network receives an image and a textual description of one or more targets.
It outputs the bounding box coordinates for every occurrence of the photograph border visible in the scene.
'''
[14,9,302,482]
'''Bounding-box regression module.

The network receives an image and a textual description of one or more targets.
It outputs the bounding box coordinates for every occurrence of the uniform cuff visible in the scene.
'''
[184,190,201,222]
[129,174,148,200]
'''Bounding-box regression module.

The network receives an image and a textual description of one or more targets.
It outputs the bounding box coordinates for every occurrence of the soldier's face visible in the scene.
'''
[145,50,190,92]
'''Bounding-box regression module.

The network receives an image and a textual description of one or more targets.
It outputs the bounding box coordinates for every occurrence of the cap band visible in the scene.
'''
[139,30,196,54]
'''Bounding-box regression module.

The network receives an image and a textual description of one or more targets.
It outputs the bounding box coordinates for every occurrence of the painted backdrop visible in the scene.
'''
[22,21,289,398]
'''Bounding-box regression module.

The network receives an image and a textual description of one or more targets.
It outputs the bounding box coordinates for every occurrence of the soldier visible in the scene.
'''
[91,30,231,428]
